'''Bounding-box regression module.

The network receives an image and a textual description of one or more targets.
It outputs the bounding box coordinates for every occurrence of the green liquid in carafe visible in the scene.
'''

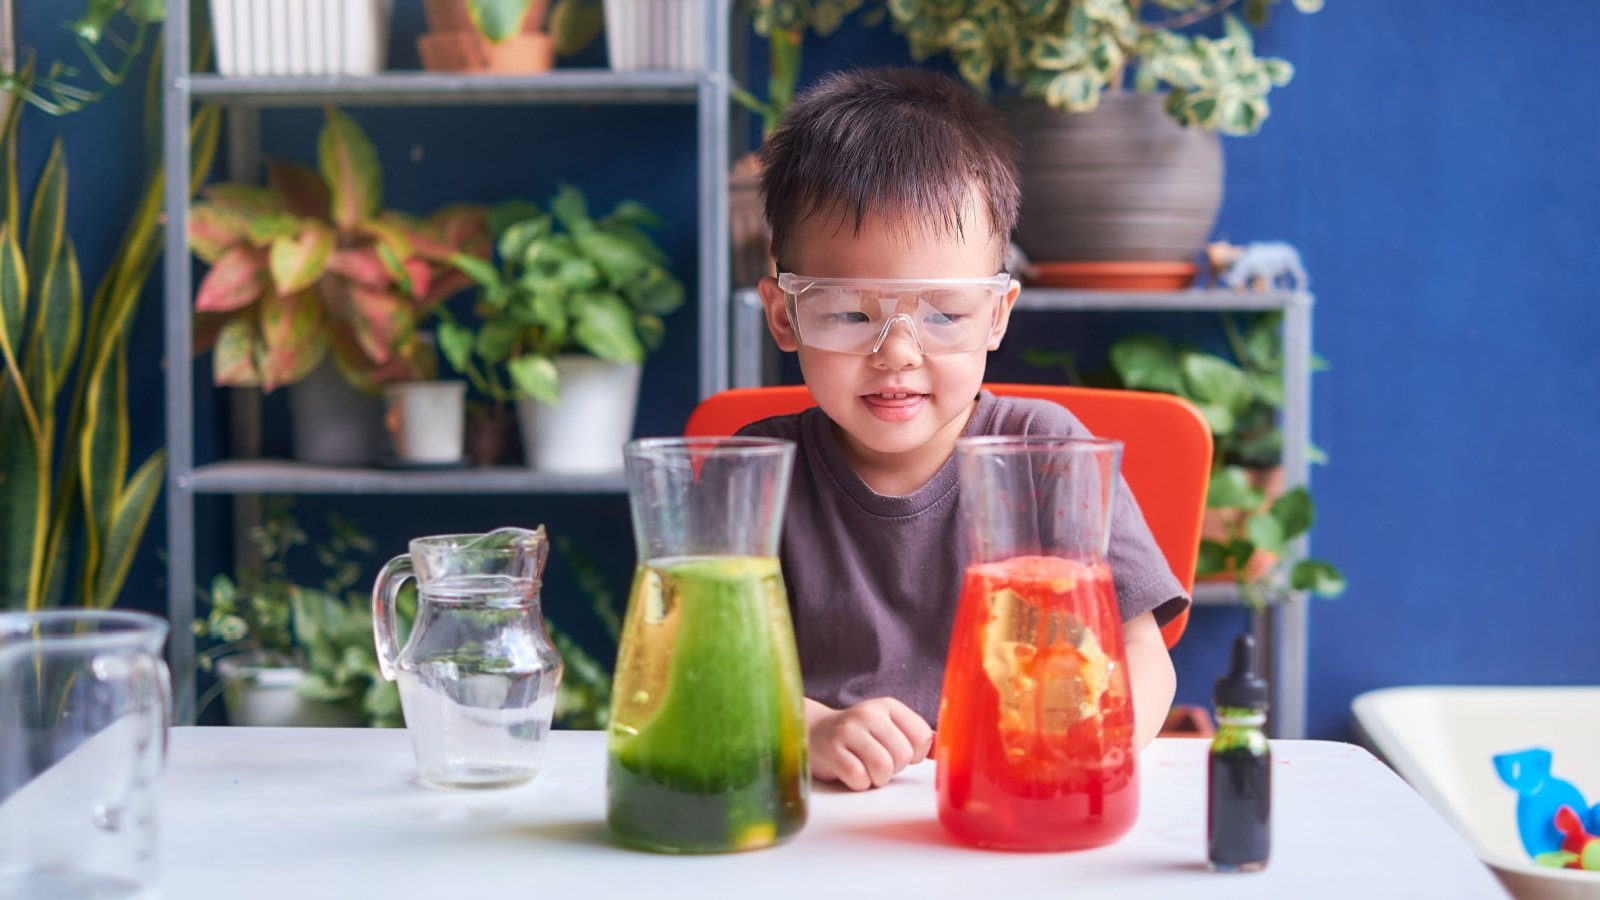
[606,555,808,853]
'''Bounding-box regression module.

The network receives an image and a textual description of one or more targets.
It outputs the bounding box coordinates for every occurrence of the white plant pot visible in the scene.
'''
[603,0,704,71]
[210,0,394,77]
[383,381,466,464]
[517,356,641,474]
[216,658,362,727]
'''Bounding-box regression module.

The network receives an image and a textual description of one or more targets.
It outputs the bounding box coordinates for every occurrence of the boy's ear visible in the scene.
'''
[986,277,1022,351]
[758,276,801,352]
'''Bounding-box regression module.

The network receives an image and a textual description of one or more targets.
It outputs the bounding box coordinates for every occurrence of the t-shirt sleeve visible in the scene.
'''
[1008,398,1191,626]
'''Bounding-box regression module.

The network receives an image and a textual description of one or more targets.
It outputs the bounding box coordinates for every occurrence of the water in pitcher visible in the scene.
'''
[396,574,561,789]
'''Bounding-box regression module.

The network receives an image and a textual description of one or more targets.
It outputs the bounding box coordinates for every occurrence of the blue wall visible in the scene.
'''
[16,1,1599,738]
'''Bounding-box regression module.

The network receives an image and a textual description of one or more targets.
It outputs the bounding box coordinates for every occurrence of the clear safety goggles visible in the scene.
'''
[777,272,1011,356]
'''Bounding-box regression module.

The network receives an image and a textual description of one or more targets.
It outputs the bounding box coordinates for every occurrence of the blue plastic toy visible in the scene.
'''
[1494,748,1600,859]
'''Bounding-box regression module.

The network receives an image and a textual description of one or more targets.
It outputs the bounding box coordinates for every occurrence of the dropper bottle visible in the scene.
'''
[1207,634,1271,873]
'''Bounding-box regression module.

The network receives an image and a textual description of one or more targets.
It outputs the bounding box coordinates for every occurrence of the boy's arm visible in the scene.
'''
[1123,610,1177,750]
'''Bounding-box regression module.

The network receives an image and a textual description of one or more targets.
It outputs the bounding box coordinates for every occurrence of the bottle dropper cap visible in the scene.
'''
[1215,634,1269,709]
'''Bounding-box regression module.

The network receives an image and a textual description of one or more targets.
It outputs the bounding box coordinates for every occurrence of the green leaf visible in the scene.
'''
[1270,486,1314,538]
[498,215,552,266]
[1181,352,1253,412]
[91,451,165,609]
[437,321,475,374]
[1207,466,1264,509]
[1196,539,1230,577]
[0,224,28,370]
[187,204,250,264]
[637,313,665,352]
[1290,559,1345,597]
[548,184,593,236]
[41,240,82,398]
[258,289,327,392]
[318,107,381,230]
[269,221,334,295]
[450,252,502,290]
[467,0,534,42]
[1245,511,1284,555]
[0,382,46,610]
[631,268,684,315]
[575,231,650,286]
[476,317,522,364]
[212,317,263,387]
[24,140,67,316]
[1109,333,1181,392]
[572,294,644,364]
[81,340,131,609]
[604,200,662,229]
[556,258,601,291]
[490,199,543,238]
[508,354,559,405]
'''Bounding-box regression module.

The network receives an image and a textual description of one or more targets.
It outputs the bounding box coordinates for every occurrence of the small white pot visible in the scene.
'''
[210,0,394,77]
[603,0,704,71]
[517,356,641,474]
[383,381,467,464]
[216,658,362,727]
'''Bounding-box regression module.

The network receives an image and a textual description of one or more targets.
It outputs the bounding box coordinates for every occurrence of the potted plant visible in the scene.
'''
[1028,312,1345,606]
[194,500,396,727]
[189,106,491,465]
[421,0,555,73]
[728,0,878,287]
[885,0,1320,284]
[210,0,394,77]
[442,185,685,474]
[381,338,469,467]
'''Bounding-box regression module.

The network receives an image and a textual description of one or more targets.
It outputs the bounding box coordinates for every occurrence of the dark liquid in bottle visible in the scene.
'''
[1207,746,1271,871]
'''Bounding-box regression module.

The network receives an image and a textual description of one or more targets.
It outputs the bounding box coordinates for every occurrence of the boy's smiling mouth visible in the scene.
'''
[861,390,927,422]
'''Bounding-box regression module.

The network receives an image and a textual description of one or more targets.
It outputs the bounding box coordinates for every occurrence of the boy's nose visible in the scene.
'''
[870,316,924,369]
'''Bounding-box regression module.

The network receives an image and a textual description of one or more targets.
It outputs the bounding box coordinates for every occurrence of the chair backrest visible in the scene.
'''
[685,384,1213,649]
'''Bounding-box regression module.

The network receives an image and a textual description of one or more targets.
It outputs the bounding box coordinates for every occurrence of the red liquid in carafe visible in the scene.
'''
[936,556,1138,850]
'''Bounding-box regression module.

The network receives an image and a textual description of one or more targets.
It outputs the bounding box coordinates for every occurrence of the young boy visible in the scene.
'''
[740,68,1188,792]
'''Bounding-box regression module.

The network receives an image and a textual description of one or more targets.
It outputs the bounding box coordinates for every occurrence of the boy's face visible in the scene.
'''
[757,202,1020,468]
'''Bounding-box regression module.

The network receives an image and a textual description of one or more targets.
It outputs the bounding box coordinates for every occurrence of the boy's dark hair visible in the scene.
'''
[760,67,1020,269]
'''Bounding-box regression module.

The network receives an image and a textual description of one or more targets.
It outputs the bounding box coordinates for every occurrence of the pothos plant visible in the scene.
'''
[884,0,1322,135]
[438,185,684,407]
[193,499,411,727]
[461,0,606,55]
[188,106,492,393]
[1028,312,1345,606]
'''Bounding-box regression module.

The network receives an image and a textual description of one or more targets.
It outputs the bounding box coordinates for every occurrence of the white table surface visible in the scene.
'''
[156,728,1507,899]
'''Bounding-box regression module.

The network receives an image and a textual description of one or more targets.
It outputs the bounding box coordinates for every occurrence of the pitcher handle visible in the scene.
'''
[373,554,414,681]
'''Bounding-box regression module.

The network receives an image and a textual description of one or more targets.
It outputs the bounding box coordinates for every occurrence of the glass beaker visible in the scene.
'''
[608,437,807,853]
[373,527,563,789]
[938,436,1138,851]
[0,610,171,899]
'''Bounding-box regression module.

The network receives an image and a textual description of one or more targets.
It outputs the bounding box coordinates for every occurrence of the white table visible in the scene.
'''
[157,728,1507,899]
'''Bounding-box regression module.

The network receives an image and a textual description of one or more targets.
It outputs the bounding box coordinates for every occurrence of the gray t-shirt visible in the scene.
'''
[737,390,1188,725]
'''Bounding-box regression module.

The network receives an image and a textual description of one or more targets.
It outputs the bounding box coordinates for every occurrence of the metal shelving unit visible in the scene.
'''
[161,5,730,718]
[731,287,1317,739]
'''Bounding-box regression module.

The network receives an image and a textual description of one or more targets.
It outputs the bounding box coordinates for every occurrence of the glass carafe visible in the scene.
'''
[938,436,1138,850]
[608,437,807,853]
[373,527,563,789]
[0,610,171,898]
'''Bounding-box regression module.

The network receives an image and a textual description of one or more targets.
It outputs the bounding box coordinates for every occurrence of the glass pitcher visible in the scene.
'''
[938,436,1138,851]
[608,437,807,853]
[373,527,563,789]
[0,610,171,899]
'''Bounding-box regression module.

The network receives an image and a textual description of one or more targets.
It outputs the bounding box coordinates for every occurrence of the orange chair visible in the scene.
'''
[685,384,1213,649]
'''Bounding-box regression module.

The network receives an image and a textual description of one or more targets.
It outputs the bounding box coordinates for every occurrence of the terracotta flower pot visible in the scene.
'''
[419,30,555,73]
[464,408,517,467]
[420,0,555,74]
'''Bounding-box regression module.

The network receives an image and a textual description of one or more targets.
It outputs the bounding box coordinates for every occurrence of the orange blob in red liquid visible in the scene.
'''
[936,556,1138,851]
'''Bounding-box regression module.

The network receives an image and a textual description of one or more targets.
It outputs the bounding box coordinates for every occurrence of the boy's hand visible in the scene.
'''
[805,697,934,791]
